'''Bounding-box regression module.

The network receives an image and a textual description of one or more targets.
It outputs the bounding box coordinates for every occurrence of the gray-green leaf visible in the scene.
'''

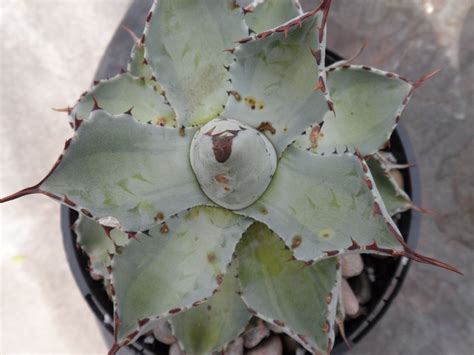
[111,206,253,343]
[144,0,248,127]
[245,0,302,34]
[237,223,340,353]
[222,6,329,155]
[240,145,404,261]
[367,155,412,215]
[74,215,128,278]
[40,110,210,231]
[170,262,251,354]
[295,66,413,156]
[70,72,175,126]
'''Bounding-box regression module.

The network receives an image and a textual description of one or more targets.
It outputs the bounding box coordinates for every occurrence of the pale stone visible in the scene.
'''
[243,319,270,349]
[341,253,364,278]
[153,319,176,345]
[342,278,360,317]
[246,336,282,355]
[169,343,184,355]
[225,336,244,355]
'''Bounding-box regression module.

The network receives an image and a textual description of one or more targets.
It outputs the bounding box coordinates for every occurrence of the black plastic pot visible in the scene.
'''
[61,2,422,353]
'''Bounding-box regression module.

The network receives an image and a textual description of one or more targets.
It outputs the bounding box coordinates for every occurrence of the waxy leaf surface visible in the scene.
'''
[170,262,251,354]
[75,215,128,278]
[71,73,175,126]
[367,156,412,215]
[144,0,247,127]
[223,7,329,155]
[241,146,404,261]
[245,0,302,34]
[41,111,209,231]
[111,206,253,342]
[295,66,412,155]
[237,223,340,353]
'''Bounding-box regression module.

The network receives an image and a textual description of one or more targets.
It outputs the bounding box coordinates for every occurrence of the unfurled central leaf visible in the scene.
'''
[190,118,277,210]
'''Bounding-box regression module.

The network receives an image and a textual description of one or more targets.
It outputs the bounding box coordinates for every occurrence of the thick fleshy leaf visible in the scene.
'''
[127,44,162,92]
[110,206,253,346]
[74,215,128,278]
[2,110,210,232]
[170,262,251,354]
[143,0,248,127]
[244,0,302,34]
[70,72,175,127]
[367,155,412,215]
[236,223,340,353]
[222,1,332,155]
[240,145,404,261]
[294,66,413,156]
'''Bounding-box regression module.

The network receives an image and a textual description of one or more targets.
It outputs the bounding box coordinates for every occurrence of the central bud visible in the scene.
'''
[190,118,277,210]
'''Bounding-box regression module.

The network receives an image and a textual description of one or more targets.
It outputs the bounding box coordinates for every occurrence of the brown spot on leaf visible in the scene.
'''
[138,318,149,327]
[372,202,382,217]
[311,48,321,64]
[168,308,181,314]
[260,207,268,215]
[248,308,257,315]
[216,273,224,285]
[309,125,321,149]
[322,321,330,333]
[154,212,165,221]
[257,121,276,135]
[291,235,302,249]
[228,90,241,101]
[297,334,308,344]
[215,174,230,184]
[207,252,217,264]
[156,117,167,126]
[179,126,186,137]
[365,178,373,190]
[274,320,285,327]
[325,293,333,304]
[160,223,169,234]
[81,209,93,218]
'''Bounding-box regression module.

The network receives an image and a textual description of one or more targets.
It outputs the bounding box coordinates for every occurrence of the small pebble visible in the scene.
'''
[153,318,176,345]
[169,343,184,355]
[342,278,360,317]
[353,272,372,305]
[341,253,364,278]
[243,319,270,348]
[225,336,244,355]
[246,335,282,355]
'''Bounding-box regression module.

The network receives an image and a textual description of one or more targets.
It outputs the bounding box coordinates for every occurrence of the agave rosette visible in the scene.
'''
[1,0,460,354]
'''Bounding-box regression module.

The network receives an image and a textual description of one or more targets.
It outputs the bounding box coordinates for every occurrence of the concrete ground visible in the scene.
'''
[0,0,472,354]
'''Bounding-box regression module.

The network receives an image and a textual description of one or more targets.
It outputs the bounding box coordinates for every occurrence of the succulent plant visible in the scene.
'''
[1,0,461,354]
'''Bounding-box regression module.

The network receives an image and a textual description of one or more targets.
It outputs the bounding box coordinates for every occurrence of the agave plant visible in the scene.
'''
[0,0,460,354]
